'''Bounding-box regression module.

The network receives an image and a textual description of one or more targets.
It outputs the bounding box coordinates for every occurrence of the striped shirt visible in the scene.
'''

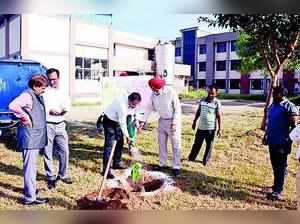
[197,98,221,130]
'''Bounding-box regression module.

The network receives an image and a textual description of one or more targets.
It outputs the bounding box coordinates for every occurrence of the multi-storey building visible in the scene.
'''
[174,27,297,95]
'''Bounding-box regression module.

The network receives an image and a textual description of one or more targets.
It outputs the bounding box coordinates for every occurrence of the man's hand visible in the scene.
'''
[21,116,32,128]
[217,129,221,137]
[60,109,67,115]
[49,109,61,116]
[171,123,176,131]
[138,121,146,132]
[127,137,134,145]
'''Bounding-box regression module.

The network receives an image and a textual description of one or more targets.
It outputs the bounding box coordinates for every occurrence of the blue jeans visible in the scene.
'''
[102,115,124,172]
[269,144,290,194]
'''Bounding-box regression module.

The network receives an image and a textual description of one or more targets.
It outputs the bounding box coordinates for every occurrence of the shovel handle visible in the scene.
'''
[98,140,117,199]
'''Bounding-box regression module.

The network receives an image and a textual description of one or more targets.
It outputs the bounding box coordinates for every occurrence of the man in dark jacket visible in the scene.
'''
[9,75,49,205]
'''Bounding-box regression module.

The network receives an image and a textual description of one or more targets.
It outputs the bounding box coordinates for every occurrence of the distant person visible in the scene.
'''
[264,86,298,200]
[9,75,49,205]
[102,92,142,179]
[140,77,182,177]
[188,85,222,166]
[43,68,73,190]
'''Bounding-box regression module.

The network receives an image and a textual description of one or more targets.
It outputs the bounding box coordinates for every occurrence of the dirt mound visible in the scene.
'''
[77,188,129,210]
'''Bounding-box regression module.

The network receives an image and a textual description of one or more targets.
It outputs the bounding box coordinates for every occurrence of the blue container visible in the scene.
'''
[0,59,46,128]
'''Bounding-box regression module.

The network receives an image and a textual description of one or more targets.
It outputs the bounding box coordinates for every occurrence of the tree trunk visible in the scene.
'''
[260,75,278,130]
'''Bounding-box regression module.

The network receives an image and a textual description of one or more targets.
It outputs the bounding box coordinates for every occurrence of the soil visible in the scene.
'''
[76,188,129,210]
[77,172,168,210]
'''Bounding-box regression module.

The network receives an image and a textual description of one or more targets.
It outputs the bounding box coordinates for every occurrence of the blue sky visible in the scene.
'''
[111,13,228,41]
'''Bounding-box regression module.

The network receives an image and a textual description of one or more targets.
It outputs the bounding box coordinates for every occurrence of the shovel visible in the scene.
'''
[96,140,117,201]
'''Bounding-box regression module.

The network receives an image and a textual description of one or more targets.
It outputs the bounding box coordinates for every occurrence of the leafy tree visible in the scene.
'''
[199,14,300,129]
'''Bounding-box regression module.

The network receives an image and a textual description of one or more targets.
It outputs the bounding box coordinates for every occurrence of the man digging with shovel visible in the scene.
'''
[101,92,142,179]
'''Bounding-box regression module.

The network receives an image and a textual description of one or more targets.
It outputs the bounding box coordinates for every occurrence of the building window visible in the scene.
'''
[175,47,181,57]
[216,61,226,71]
[198,62,206,72]
[75,57,108,80]
[231,40,236,52]
[198,79,206,88]
[215,79,226,89]
[148,49,155,60]
[230,60,241,71]
[216,42,227,53]
[199,44,206,54]
[251,79,263,90]
[230,79,240,89]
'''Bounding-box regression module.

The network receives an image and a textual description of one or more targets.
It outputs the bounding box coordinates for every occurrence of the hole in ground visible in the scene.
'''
[143,179,164,192]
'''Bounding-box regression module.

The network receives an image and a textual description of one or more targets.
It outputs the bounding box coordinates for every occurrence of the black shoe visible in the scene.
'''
[112,163,127,170]
[56,176,73,184]
[153,165,167,171]
[101,172,115,179]
[47,180,56,190]
[23,197,49,205]
[202,160,209,166]
[172,169,180,177]
[188,157,195,162]
[267,191,283,201]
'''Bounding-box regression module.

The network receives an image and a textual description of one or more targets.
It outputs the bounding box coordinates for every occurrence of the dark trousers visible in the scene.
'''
[102,115,124,172]
[269,145,290,194]
[189,129,215,165]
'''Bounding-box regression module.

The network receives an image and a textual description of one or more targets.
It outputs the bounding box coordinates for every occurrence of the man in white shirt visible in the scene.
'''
[140,77,182,177]
[43,68,72,189]
[102,92,142,179]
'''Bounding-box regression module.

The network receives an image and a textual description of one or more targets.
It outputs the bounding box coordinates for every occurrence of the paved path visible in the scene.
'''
[66,100,265,123]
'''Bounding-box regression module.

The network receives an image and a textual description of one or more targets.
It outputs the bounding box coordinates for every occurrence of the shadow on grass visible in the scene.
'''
[144,162,296,209]
[0,161,46,180]
[67,121,100,140]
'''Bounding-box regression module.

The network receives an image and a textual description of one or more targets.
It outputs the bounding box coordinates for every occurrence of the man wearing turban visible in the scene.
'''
[140,77,182,177]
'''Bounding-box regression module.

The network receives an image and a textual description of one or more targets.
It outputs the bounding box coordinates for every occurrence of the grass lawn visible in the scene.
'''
[0,110,298,210]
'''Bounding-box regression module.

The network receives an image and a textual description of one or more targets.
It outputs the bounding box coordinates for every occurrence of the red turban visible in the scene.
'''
[148,78,166,90]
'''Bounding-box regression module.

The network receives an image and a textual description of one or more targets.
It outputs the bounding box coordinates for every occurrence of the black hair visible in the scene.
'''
[46,68,60,78]
[128,92,142,102]
[28,75,48,89]
[273,85,288,97]
[207,84,218,92]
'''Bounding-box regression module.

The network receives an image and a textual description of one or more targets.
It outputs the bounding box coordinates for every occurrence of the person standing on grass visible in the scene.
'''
[102,92,142,179]
[9,75,49,205]
[188,85,222,166]
[43,68,73,190]
[264,86,298,201]
[139,77,182,177]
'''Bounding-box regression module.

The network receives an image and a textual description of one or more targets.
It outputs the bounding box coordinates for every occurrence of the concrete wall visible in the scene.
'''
[21,14,70,97]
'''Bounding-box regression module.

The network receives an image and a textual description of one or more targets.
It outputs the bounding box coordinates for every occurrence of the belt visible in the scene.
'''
[47,121,65,125]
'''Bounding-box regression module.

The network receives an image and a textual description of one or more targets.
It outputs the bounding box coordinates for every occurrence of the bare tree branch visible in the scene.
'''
[259,40,275,78]
[272,39,281,68]
[282,31,300,65]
